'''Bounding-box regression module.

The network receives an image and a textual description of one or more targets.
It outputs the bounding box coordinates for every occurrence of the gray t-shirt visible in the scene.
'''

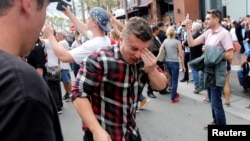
[163,38,180,62]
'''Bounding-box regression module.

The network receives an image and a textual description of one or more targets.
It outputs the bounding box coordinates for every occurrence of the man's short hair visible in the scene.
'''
[0,0,60,15]
[151,25,159,33]
[122,17,152,41]
[157,21,164,27]
[207,9,222,23]
[192,22,201,31]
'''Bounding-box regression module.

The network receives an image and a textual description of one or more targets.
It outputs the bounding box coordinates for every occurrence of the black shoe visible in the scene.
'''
[159,89,170,95]
[193,88,202,94]
[63,93,70,102]
[180,79,188,82]
[147,91,156,98]
[57,107,62,114]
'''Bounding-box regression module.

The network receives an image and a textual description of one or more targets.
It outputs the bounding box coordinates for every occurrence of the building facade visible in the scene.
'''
[115,0,247,25]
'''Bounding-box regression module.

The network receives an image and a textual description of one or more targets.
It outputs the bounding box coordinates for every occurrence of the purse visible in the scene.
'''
[46,66,61,81]
[233,42,241,52]
[157,39,169,62]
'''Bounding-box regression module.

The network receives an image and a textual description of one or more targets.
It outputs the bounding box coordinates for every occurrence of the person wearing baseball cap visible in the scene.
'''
[90,7,111,32]
[0,0,63,141]
[43,6,111,64]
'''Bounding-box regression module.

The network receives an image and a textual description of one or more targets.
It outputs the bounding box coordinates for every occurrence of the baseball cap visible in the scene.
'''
[90,7,110,32]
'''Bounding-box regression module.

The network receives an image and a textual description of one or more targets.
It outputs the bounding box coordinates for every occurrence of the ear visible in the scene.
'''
[21,0,32,16]
[119,36,123,45]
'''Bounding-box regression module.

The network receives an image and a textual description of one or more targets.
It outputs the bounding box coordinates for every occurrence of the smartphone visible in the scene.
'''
[56,0,71,11]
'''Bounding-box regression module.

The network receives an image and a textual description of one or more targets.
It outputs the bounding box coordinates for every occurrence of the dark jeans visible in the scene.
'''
[181,52,190,80]
[207,86,226,125]
[73,62,80,77]
[47,80,62,109]
[166,61,180,100]
[83,130,141,141]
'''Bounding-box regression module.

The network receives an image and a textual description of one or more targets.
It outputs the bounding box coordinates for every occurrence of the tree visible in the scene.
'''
[77,0,118,22]
[152,0,157,24]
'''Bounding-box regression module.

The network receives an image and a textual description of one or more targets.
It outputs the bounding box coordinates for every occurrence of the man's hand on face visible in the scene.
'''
[141,48,157,73]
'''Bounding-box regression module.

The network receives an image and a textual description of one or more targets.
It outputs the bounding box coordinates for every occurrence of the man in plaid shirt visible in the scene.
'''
[72,17,168,141]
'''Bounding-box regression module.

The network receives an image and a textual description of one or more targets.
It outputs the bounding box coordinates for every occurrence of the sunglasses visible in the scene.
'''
[207,9,220,18]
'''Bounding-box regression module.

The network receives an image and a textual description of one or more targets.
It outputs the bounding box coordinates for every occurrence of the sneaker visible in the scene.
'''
[176,93,180,98]
[139,98,150,110]
[193,88,202,94]
[63,93,70,102]
[57,107,62,114]
[136,109,140,113]
[171,98,179,103]
[147,91,156,98]
[168,87,172,91]
[159,89,170,95]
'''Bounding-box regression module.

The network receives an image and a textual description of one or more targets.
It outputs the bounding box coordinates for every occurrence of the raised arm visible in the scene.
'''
[62,6,88,36]
[186,20,203,47]
[43,24,74,63]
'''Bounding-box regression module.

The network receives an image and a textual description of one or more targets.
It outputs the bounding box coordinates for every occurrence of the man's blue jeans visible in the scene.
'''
[139,94,146,101]
[165,62,179,100]
[207,86,226,125]
[190,66,200,89]
[237,69,244,86]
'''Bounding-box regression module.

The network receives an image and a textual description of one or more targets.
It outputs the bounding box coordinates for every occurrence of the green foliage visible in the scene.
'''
[82,0,119,10]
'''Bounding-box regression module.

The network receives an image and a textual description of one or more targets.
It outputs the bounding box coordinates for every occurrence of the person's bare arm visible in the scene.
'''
[36,68,44,77]
[43,24,74,63]
[186,20,203,47]
[178,42,186,72]
[108,10,124,30]
[224,49,234,61]
[73,98,112,141]
[62,6,88,36]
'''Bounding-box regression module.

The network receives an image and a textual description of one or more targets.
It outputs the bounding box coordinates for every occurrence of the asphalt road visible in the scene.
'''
[59,66,250,141]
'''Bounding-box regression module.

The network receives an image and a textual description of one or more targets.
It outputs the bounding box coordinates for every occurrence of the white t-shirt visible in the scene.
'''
[230,27,238,42]
[71,40,81,49]
[44,39,59,67]
[70,36,111,64]
[59,39,71,70]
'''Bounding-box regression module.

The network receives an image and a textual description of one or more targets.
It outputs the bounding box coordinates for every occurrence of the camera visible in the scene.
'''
[56,0,71,11]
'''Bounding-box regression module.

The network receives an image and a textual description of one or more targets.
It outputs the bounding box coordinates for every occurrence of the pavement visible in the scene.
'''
[175,53,250,121]
[58,55,250,141]
[177,64,250,121]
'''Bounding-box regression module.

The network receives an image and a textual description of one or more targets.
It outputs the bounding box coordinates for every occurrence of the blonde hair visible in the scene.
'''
[166,26,176,39]
[110,29,120,41]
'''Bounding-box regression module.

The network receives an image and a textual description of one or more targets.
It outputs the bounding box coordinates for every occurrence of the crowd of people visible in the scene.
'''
[1,0,250,140]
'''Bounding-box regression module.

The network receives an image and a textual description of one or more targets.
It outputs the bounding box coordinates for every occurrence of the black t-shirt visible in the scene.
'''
[188,32,204,60]
[157,30,167,43]
[0,51,63,141]
[26,39,47,76]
